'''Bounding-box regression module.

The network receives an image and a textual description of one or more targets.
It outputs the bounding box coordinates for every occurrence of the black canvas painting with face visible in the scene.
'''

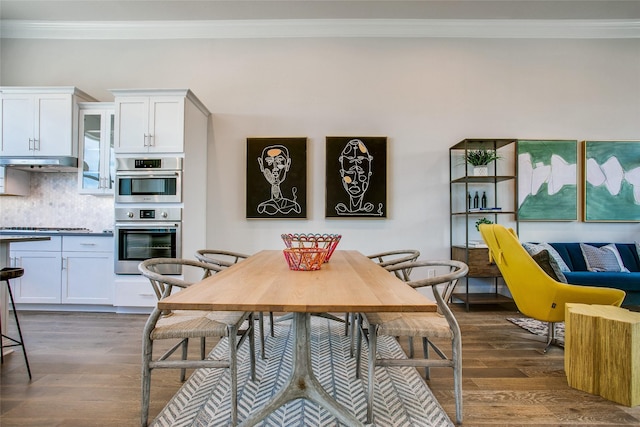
[325,136,387,218]
[246,137,307,219]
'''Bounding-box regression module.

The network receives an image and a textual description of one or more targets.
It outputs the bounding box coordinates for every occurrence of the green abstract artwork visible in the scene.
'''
[584,141,640,222]
[518,140,578,221]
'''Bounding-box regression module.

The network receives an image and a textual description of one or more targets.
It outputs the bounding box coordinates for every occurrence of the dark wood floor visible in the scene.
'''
[2,304,639,426]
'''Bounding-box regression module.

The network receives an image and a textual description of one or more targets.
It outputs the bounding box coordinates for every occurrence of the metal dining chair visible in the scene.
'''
[138,258,256,427]
[355,259,468,425]
[344,249,420,355]
[195,249,274,359]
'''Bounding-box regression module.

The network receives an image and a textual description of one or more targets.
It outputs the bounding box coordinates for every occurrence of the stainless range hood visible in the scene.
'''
[0,156,79,172]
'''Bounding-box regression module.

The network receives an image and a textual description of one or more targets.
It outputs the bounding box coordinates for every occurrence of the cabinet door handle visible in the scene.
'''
[28,138,34,150]
[62,258,67,270]
[148,134,154,147]
[143,133,149,146]
[80,243,97,246]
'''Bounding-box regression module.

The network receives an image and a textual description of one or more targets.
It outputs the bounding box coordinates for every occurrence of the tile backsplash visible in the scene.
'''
[0,172,114,232]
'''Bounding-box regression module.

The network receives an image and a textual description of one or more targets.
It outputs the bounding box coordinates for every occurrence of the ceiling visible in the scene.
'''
[2,1,640,21]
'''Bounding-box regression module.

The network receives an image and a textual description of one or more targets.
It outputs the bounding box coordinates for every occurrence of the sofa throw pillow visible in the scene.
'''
[580,243,630,273]
[521,242,571,273]
[531,250,568,283]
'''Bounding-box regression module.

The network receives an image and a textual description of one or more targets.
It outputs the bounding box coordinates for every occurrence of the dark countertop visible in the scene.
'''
[0,231,113,237]
[0,236,52,243]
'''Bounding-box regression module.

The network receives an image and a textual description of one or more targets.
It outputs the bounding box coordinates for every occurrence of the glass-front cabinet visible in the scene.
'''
[78,102,115,194]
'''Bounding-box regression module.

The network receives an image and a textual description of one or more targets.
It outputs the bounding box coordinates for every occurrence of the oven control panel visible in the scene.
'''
[116,157,183,171]
[115,207,181,221]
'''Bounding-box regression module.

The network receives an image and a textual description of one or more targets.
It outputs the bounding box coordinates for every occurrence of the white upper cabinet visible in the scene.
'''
[78,102,115,194]
[112,89,209,154]
[0,87,96,157]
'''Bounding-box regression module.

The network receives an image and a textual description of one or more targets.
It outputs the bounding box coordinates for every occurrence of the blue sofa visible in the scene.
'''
[548,242,640,306]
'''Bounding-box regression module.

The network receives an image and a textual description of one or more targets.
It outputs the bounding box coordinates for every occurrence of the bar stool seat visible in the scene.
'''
[1,267,31,380]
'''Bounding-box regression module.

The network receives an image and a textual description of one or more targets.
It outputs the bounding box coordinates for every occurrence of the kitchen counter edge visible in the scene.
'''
[0,231,113,237]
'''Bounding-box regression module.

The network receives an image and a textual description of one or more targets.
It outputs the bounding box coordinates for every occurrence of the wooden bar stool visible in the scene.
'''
[0,267,31,379]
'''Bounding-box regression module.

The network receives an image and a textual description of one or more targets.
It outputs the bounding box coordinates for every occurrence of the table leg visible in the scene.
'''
[274,312,345,324]
[237,312,364,427]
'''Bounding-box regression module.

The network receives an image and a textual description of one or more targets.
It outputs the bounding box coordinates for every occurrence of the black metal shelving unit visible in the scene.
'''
[449,138,519,311]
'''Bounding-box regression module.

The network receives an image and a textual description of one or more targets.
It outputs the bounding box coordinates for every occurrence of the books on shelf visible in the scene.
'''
[467,240,488,248]
[468,207,503,213]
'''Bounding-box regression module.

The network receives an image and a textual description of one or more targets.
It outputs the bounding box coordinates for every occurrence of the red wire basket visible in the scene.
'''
[281,233,342,262]
[283,247,329,271]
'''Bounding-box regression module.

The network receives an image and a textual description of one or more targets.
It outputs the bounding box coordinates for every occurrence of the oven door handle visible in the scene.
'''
[116,171,180,178]
[115,222,180,228]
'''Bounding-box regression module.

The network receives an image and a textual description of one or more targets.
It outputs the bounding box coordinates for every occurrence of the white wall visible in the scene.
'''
[1,36,639,259]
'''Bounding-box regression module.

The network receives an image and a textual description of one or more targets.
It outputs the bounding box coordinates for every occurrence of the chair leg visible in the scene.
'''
[269,312,274,337]
[4,280,31,379]
[141,340,153,426]
[0,286,4,365]
[366,324,378,424]
[355,314,364,379]
[349,313,357,357]
[543,322,559,353]
[408,336,414,358]
[228,326,238,426]
[180,339,188,382]
[422,337,430,381]
[344,312,350,336]
[249,313,256,381]
[258,312,266,359]
[452,328,463,424]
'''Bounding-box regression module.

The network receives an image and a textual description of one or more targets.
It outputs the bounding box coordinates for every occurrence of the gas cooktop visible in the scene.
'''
[0,227,92,233]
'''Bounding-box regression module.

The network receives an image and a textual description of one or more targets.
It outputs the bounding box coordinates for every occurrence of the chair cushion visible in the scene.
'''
[365,312,453,339]
[531,250,567,283]
[151,310,247,340]
[580,243,630,272]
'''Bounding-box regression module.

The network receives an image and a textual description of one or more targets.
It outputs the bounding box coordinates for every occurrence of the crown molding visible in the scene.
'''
[2,19,639,40]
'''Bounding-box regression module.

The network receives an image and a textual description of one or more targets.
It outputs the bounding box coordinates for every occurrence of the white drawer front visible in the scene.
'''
[114,279,156,307]
[9,236,62,251]
[63,235,113,252]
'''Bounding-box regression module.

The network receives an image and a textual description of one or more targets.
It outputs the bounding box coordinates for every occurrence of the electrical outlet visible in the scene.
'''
[427,269,436,278]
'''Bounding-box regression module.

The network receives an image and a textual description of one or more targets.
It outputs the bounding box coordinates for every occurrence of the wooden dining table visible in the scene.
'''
[158,249,437,426]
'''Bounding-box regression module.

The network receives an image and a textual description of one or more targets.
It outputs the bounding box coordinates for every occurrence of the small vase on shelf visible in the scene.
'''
[473,166,488,176]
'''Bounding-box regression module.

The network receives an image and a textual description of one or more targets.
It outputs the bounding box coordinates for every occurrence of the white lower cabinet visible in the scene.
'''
[10,235,113,306]
[12,249,62,303]
[62,236,113,304]
[10,237,62,304]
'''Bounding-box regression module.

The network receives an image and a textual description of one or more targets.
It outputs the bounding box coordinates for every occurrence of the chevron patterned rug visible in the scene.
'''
[151,316,454,427]
[507,317,565,341]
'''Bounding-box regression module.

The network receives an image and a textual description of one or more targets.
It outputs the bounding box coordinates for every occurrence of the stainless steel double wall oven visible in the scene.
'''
[114,157,183,274]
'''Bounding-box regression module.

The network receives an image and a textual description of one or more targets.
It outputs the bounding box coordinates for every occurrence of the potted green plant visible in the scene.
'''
[475,217,493,231]
[464,149,500,176]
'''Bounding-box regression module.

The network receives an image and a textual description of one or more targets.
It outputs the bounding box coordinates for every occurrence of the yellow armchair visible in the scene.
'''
[479,224,625,351]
